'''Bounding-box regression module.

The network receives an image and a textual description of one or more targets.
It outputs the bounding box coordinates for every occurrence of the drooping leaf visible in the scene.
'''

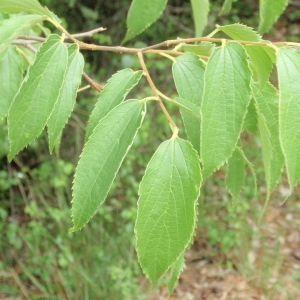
[253,82,284,195]
[216,24,262,42]
[172,52,205,153]
[243,99,257,134]
[245,45,273,92]
[71,100,146,232]
[135,137,201,285]
[167,253,185,294]
[258,0,288,34]
[277,47,300,188]
[47,44,84,152]
[226,147,245,199]
[182,42,215,57]
[0,46,23,120]
[201,42,251,179]
[85,69,143,141]
[190,0,210,37]
[122,0,168,43]
[0,0,51,17]
[219,0,237,15]
[8,34,68,160]
[0,14,46,55]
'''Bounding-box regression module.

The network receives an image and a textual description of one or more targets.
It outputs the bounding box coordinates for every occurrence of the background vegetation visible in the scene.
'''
[1,0,300,299]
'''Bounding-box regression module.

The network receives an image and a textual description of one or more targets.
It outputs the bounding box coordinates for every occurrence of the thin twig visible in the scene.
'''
[137,51,178,133]
[82,72,103,92]
[78,84,91,93]
[71,27,106,38]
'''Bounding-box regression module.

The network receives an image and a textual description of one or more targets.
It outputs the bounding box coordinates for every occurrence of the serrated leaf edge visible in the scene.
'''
[70,101,146,232]
[135,138,202,285]
[7,34,67,160]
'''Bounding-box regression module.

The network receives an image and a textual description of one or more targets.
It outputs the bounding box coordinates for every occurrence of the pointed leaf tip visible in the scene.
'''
[122,0,168,43]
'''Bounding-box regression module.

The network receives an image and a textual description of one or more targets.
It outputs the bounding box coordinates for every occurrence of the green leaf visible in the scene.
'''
[226,147,245,199]
[0,46,23,120]
[0,0,51,17]
[219,0,237,15]
[174,98,201,119]
[216,24,262,42]
[201,42,251,179]
[135,138,201,285]
[243,99,257,134]
[8,34,68,160]
[71,100,146,232]
[244,45,273,92]
[253,82,284,195]
[47,44,84,152]
[262,46,276,63]
[85,69,143,142]
[190,0,210,37]
[182,42,215,57]
[277,47,300,188]
[122,0,168,43]
[172,53,205,153]
[0,14,46,55]
[258,0,288,34]
[167,253,185,294]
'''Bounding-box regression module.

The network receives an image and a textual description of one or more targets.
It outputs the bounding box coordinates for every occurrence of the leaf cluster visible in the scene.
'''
[1,0,299,293]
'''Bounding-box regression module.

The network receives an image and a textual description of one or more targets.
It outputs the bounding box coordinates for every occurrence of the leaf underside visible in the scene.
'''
[123,0,168,43]
[47,44,84,152]
[226,147,245,199]
[219,0,237,16]
[217,23,262,42]
[253,82,284,195]
[190,0,210,37]
[85,68,143,141]
[0,46,23,120]
[277,47,300,188]
[258,0,288,33]
[0,14,46,55]
[0,0,51,17]
[172,52,205,153]
[245,45,273,92]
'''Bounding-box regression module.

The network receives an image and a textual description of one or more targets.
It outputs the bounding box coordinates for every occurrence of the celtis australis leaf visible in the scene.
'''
[0,46,23,119]
[85,69,143,141]
[123,0,168,43]
[172,52,205,153]
[277,47,300,188]
[135,138,201,285]
[8,34,68,160]
[201,42,251,179]
[71,100,146,232]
